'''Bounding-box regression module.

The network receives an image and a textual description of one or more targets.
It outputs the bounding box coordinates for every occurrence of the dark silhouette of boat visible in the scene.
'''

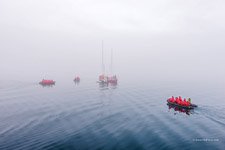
[167,99,197,109]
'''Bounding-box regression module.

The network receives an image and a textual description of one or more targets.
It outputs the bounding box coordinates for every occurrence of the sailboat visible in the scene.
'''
[98,41,108,84]
[108,49,118,84]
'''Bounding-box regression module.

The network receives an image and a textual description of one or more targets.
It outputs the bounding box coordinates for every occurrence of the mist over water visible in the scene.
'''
[0,78,225,150]
[0,0,225,149]
[1,0,225,83]
[1,34,225,84]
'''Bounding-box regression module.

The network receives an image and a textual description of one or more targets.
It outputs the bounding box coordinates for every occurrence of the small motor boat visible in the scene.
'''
[167,99,197,109]
[39,79,55,85]
[74,76,80,82]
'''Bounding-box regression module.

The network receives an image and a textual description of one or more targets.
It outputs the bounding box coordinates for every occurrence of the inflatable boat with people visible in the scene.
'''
[167,96,198,109]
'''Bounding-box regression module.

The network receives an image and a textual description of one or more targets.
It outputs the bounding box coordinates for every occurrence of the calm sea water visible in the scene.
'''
[0,79,224,150]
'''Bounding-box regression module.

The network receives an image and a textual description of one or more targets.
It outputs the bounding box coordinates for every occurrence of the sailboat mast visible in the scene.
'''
[110,48,113,75]
[101,40,105,74]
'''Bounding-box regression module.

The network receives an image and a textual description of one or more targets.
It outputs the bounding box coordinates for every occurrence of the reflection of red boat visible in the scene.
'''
[167,104,191,115]
[39,79,55,85]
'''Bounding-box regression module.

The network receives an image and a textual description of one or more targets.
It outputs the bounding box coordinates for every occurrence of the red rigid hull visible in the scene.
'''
[39,80,55,85]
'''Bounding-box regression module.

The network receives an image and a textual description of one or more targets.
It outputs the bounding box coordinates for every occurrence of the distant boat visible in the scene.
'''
[167,99,197,109]
[39,79,55,85]
[107,49,118,84]
[108,75,117,84]
[98,74,108,84]
[74,76,80,82]
[98,41,108,84]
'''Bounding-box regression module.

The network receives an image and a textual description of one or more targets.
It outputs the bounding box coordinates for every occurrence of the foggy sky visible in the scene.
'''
[0,0,225,83]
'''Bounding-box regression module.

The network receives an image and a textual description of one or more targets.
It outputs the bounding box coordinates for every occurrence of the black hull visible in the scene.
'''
[167,99,197,109]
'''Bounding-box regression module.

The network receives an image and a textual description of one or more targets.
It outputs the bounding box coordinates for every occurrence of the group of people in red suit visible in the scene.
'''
[168,96,191,106]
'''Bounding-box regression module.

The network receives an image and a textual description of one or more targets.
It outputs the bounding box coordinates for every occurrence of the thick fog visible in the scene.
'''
[0,0,225,84]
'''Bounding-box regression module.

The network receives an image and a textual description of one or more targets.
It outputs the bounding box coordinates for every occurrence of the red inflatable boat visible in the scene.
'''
[39,79,55,85]
[167,96,197,109]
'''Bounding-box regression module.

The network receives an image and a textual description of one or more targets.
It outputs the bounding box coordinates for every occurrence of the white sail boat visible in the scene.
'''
[108,48,118,84]
[98,41,108,83]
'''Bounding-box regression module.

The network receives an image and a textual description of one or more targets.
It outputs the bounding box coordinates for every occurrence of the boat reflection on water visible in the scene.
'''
[39,79,55,87]
[73,76,80,85]
[109,82,117,89]
[98,81,117,90]
[39,83,55,88]
[98,82,108,90]
[74,81,80,86]
[73,79,80,85]
[167,103,194,115]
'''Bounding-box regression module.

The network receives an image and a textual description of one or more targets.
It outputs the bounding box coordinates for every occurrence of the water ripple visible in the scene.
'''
[0,81,224,149]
